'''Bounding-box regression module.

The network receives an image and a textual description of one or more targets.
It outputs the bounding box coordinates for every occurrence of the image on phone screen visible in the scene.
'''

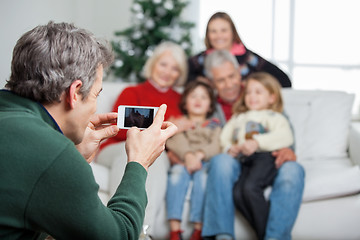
[124,107,154,129]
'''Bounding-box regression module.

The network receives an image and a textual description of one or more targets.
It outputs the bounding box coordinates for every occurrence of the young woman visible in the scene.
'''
[188,12,291,88]
[165,81,222,240]
[221,72,293,239]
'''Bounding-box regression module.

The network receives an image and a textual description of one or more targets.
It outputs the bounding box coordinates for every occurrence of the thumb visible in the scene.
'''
[151,104,167,128]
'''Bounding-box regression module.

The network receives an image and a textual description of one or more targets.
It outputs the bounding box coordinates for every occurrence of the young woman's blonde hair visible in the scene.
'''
[142,41,188,86]
[233,72,284,114]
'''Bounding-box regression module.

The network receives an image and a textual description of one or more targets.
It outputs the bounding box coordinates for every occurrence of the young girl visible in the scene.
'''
[165,81,222,240]
[220,72,294,240]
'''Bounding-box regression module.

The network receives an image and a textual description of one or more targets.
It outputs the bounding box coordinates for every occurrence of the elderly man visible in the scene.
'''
[201,50,305,240]
[0,22,177,239]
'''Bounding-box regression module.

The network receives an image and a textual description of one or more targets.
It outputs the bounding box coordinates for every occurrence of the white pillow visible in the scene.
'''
[282,89,354,160]
[281,92,311,159]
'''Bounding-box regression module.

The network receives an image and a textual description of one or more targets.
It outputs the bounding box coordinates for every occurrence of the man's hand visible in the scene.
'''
[272,147,297,168]
[76,113,119,163]
[125,104,178,171]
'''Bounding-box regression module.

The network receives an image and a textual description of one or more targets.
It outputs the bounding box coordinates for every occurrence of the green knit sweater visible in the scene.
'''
[0,90,147,240]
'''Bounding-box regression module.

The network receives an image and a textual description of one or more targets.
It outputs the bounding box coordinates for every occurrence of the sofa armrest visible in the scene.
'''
[349,122,360,166]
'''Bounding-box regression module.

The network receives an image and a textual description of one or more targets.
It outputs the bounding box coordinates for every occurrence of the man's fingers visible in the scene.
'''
[90,112,118,127]
[275,157,285,169]
[93,125,119,142]
[161,121,178,139]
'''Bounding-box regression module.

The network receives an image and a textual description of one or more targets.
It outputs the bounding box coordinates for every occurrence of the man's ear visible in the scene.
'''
[67,80,83,109]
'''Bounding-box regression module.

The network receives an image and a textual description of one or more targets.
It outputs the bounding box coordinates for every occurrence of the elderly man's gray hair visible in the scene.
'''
[204,50,239,80]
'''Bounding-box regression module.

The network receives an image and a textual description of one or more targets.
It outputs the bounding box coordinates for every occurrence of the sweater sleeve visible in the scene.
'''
[26,144,147,240]
[220,116,238,153]
[253,113,294,151]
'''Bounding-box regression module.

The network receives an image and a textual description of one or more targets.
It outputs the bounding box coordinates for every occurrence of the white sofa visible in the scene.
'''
[91,81,360,240]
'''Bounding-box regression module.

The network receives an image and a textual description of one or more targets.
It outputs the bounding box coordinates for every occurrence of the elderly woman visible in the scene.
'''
[101,41,189,148]
[97,41,190,237]
[188,11,292,88]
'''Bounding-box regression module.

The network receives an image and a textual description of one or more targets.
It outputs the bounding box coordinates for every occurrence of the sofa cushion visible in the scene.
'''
[282,89,354,160]
[300,158,360,202]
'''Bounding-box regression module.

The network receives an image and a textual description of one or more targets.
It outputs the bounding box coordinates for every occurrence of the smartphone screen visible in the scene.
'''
[118,105,158,129]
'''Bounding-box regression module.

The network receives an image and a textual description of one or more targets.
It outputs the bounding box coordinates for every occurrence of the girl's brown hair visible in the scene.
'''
[232,72,284,114]
[205,12,242,50]
[179,81,217,118]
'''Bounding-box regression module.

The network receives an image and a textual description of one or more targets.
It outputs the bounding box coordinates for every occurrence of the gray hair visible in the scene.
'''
[6,21,114,103]
[204,50,239,80]
[143,41,188,86]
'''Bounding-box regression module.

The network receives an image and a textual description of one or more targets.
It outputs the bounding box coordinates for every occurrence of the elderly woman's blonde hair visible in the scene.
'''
[142,41,188,86]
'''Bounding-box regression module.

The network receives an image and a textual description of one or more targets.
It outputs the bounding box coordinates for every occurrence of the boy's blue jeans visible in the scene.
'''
[202,154,305,240]
[166,162,209,223]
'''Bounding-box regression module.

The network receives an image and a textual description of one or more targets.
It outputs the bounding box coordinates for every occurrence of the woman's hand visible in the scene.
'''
[168,115,194,133]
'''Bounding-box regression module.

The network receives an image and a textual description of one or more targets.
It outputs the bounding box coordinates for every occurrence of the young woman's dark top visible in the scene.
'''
[188,43,292,88]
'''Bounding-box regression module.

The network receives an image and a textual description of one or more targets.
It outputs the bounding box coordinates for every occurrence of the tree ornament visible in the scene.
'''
[114,59,124,68]
[164,1,174,10]
[155,7,167,17]
[132,31,142,39]
[144,19,155,29]
[132,3,142,12]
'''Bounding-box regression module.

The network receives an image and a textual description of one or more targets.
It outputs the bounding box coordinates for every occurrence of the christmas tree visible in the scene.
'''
[110,0,194,82]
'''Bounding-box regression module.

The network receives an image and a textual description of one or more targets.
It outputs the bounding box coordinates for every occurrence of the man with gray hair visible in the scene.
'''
[0,22,177,239]
[202,49,305,240]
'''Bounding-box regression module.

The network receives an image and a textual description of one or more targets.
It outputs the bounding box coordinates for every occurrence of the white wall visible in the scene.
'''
[0,0,133,88]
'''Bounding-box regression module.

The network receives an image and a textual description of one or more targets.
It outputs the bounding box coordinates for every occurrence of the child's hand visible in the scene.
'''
[194,150,205,160]
[184,152,202,174]
[227,144,242,157]
[240,139,259,156]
